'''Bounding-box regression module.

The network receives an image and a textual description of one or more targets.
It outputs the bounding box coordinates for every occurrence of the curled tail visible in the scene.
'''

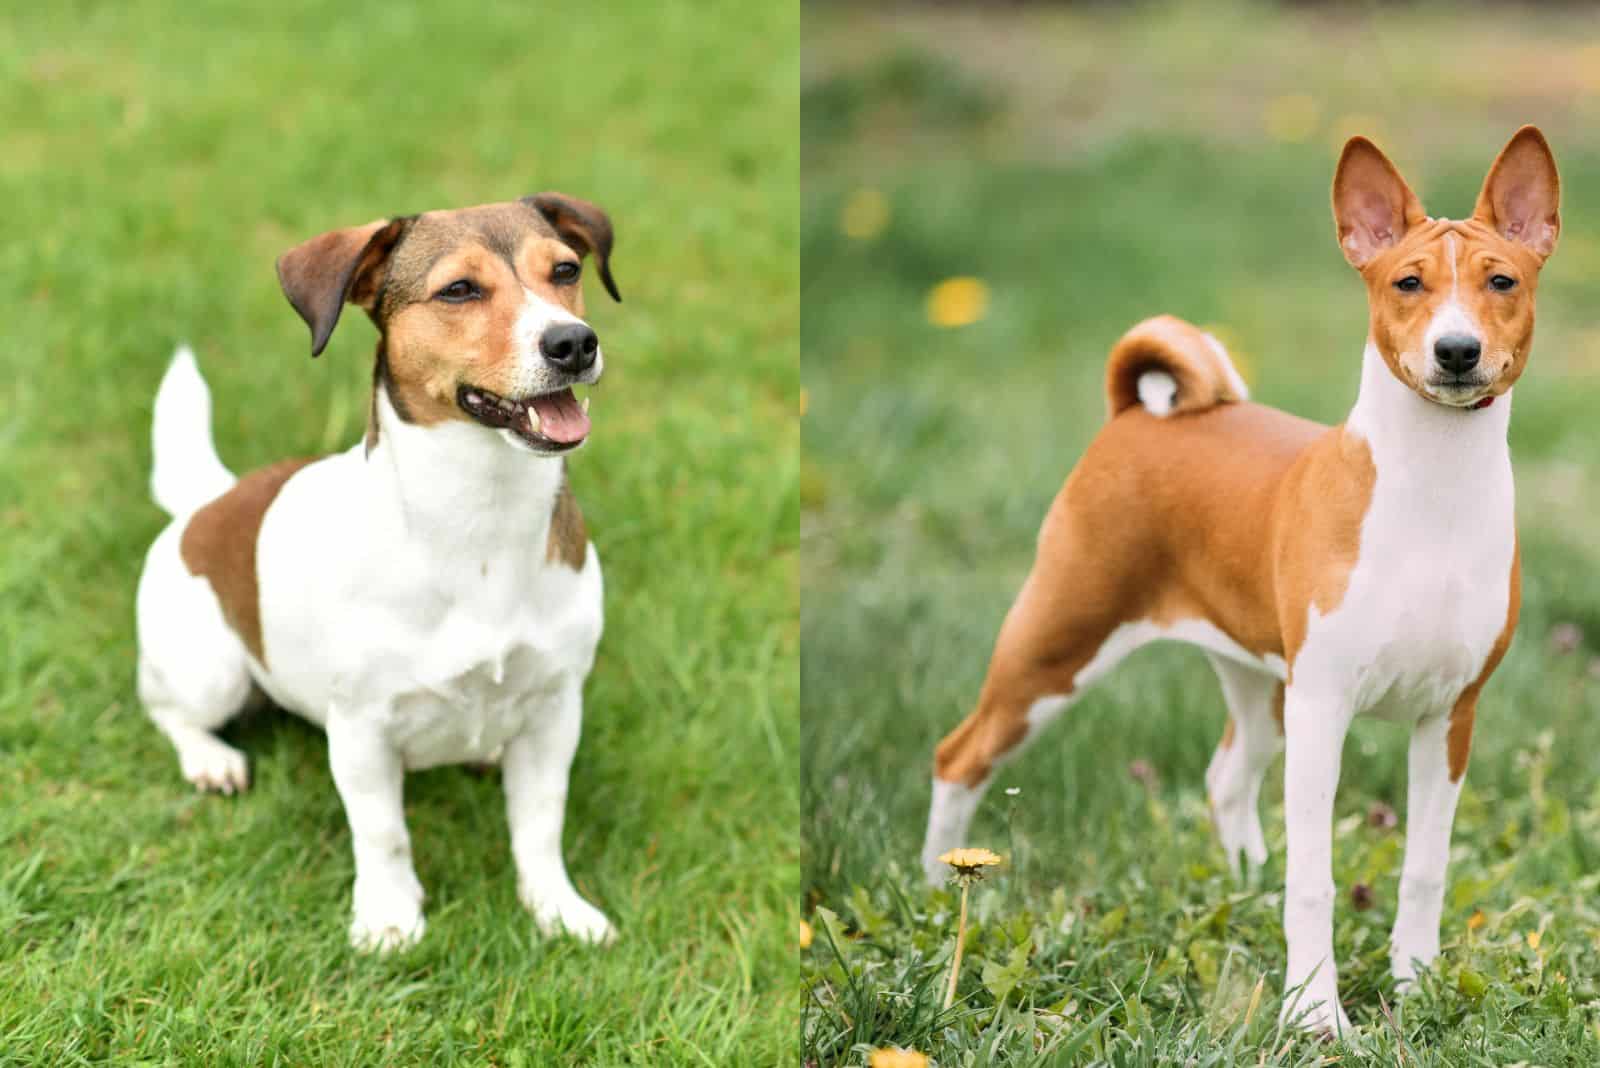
[150,345,236,516]
[1104,315,1249,419]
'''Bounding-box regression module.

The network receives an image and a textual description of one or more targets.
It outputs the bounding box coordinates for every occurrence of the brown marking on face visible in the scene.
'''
[179,458,318,665]
[1333,128,1559,404]
[546,473,588,570]
[1446,546,1520,782]
[277,196,619,436]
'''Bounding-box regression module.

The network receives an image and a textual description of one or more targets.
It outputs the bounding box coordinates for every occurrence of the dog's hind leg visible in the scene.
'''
[136,525,254,794]
[1203,654,1284,876]
[920,532,1152,884]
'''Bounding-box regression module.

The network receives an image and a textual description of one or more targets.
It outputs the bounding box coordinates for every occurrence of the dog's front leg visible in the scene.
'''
[327,712,425,952]
[1279,688,1355,1035]
[1390,709,1465,988]
[503,683,614,944]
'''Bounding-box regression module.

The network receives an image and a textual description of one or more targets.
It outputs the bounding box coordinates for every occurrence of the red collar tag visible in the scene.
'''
[1471,396,1495,410]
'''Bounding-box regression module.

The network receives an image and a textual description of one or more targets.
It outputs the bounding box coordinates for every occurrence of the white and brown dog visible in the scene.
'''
[921,128,1560,1030]
[137,194,622,951]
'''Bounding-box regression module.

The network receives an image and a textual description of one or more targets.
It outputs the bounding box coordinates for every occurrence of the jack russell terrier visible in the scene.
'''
[136,194,622,951]
[920,128,1560,1031]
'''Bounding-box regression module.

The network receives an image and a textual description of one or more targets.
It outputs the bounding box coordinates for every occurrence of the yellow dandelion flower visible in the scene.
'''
[800,918,813,950]
[869,1049,929,1068]
[926,277,989,328]
[938,847,1003,876]
[841,188,891,241]
[1527,930,1542,950]
[1467,910,1486,931]
[1263,94,1320,144]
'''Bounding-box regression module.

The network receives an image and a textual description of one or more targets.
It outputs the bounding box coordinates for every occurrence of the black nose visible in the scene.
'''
[540,322,599,374]
[1433,334,1481,375]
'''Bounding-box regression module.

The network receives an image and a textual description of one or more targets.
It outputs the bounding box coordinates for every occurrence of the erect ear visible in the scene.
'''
[1473,125,1560,260]
[526,192,621,302]
[275,218,408,357]
[1331,136,1428,269]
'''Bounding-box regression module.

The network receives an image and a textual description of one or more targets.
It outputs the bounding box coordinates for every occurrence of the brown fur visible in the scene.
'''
[546,475,588,570]
[1446,549,1521,781]
[933,128,1558,791]
[180,458,317,666]
[1104,315,1246,418]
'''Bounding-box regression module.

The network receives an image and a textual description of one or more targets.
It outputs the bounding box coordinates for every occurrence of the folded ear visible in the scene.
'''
[275,218,408,356]
[1473,125,1560,260]
[526,192,621,302]
[1332,136,1428,269]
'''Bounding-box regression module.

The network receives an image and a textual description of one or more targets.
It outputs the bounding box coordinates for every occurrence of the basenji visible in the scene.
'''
[136,194,622,951]
[920,128,1560,1032]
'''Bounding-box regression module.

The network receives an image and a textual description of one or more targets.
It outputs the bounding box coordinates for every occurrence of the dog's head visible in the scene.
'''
[1332,126,1559,409]
[276,194,620,455]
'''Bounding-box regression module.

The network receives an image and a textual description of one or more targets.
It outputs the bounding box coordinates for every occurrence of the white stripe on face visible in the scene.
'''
[1422,234,1481,361]
[508,289,602,395]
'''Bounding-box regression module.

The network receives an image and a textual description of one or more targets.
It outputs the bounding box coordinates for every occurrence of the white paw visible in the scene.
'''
[178,738,250,795]
[526,890,615,944]
[349,884,426,954]
[1280,987,1352,1036]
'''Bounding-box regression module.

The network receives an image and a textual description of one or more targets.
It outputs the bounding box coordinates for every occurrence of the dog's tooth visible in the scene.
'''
[527,408,541,432]
[499,397,514,411]
[466,391,482,405]
[580,397,590,415]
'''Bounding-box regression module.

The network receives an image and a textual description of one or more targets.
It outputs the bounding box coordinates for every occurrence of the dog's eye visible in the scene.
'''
[1489,274,1517,292]
[1394,276,1423,293]
[436,279,481,303]
[552,262,581,285]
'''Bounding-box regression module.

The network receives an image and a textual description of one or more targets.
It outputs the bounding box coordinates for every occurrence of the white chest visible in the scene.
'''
[1297,450,1514,721]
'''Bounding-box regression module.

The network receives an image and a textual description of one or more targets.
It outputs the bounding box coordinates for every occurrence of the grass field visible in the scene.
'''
[803,4,1600,1063]
[0,2,797,1064]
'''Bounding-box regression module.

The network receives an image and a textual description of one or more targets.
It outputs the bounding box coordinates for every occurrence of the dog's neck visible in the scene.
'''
[367,380,566,556]
[1346,340,1512,496]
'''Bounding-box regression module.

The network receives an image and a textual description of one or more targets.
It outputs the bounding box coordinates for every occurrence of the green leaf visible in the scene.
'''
[981,936,1033,1006]
[814,905,854,965]
[1096,904,1128,940]
[1458,967,1489,1003]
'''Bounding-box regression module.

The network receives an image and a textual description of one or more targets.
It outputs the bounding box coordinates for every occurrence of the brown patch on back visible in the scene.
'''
[180,458,318,665]
[546,475,588,570]
[1446,546,1520,781]
[933,401,1330,787]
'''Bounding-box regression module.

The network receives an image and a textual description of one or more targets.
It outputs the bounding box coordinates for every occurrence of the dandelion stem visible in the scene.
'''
[942,881,970,1011]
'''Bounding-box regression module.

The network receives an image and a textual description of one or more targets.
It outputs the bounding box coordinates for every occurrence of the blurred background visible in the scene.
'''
[803,2,1600,1058]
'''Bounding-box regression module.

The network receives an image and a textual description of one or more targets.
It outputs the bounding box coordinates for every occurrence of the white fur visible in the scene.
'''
[149,345,235,517]
[137,349,611,950]
[922,337,1516,1034]
[1278,341,1514,1030]
[1137,370,1177,416]
[1421,235,1483,374]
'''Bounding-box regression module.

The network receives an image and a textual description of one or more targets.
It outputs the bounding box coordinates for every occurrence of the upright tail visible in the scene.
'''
[150,345,236,516]
[1104,315,1249,420]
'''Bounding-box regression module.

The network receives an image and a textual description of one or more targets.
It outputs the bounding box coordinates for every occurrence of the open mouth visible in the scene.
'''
[457,385,591,451]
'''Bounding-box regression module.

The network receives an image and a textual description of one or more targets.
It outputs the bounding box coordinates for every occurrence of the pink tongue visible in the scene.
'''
[530,389,590,444]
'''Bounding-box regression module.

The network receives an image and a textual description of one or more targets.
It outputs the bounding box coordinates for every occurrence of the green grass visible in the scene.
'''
[803,4,1600,1063]
[0,1,796,1064]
